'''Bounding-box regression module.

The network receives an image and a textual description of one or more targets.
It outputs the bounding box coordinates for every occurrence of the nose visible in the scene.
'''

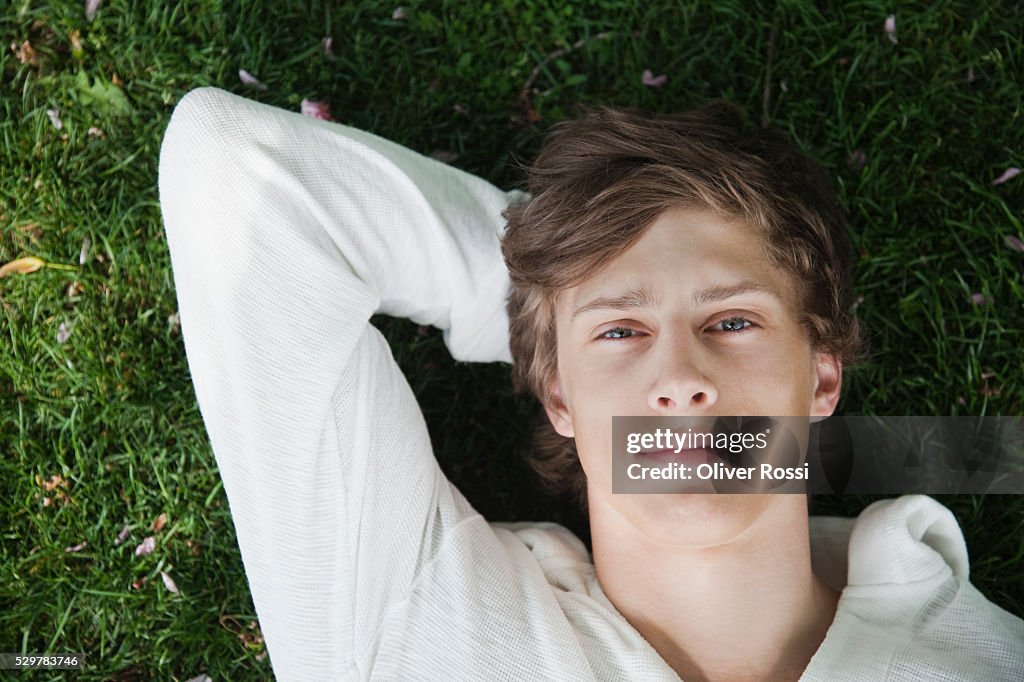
[648,337,718,413]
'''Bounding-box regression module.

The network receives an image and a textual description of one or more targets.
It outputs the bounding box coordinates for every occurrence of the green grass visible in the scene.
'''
[2,0,1022,679]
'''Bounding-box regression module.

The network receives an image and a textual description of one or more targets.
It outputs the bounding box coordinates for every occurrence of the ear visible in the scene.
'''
[810,352,843,418]
[544,376,575,438]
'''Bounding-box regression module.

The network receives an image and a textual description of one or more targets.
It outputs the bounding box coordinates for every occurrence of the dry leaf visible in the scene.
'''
[10,40,40,66]
[0,256,45,278]
[152,512,167,532]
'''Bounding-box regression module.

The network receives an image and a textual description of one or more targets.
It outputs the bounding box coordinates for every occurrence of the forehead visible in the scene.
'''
[556,208,801,318]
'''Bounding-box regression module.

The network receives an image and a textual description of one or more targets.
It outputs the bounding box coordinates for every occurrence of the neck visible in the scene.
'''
[590,494,839,682]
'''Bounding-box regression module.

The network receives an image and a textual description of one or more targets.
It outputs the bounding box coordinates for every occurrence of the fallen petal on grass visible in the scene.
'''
[65,541,88,553]
[884,15,898,44]
[161,571,180,594]
[85,0,101,22]
[186,676,212,682]
[301,99,334,121]
[56,322,70,343]
[135,536,156,556]
[79,236,91,265]
[642,69,668,88]
[0,256,45,278]
[992,167,1020,185]
[47,109,63,129]
[392,7,407,20]
[1005,235,1024,253]
[114,525,130,546]
[970,292,992,305]
[239,69,268,91]
[322,37,333,55]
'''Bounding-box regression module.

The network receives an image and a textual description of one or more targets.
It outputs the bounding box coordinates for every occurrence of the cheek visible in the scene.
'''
[721,342,815,406]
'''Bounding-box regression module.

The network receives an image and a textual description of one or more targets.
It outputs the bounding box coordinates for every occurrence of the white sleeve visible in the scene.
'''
[157,86,526,679]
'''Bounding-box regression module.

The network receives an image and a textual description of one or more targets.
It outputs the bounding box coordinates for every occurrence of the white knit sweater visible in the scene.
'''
[158,86,1024,681]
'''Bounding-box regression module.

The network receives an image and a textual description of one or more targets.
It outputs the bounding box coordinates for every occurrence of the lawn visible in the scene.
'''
[1,0,1022,679]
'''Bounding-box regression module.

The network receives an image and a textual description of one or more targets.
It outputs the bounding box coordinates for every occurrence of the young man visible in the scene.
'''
[159,87,1023,681]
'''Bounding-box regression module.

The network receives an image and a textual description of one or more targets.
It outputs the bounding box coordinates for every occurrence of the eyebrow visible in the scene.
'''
[571,281,783,321]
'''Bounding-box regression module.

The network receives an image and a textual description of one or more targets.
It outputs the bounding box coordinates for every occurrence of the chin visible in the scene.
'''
[629,493,776,548]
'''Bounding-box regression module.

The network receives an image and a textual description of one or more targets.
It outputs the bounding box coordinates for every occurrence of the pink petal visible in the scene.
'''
[134,536,156,556]
[641,69,668,88]
[1005,235,1024,253]
[114,525,130,546]
[85,0,101,22]
[301,99,334,121]
[392,7,407,20]
[884,15,898,44]
[969,292,991,305]
[56,322,70,344]
[322,37,334,55]
[47,109,63,130]
[186,676,212,682]
[87,126,105,138]
[992,167,1020,185]
[238,69,268,92]
[65,541,88,553]
[161,571,180,594]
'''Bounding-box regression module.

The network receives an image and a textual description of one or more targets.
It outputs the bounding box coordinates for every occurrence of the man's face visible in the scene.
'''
[545,208,842,547]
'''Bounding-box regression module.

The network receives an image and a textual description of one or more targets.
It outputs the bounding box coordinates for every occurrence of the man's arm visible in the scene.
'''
[158,87,524,678]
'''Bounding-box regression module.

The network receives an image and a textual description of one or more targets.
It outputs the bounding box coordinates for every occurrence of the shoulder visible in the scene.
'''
[847,494,969,585]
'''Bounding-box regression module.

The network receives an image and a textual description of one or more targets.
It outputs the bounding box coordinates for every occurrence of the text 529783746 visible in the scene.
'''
[0,653,84,669]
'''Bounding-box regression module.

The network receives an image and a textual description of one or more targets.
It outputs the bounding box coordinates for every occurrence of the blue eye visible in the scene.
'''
[599,327,638,341]
[714,317,754,333]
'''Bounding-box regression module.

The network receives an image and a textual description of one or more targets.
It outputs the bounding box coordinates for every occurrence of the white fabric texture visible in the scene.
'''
[158,86,1024,681]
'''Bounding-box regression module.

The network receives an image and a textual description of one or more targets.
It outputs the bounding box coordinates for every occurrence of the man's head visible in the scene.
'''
[500,101,865,517]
